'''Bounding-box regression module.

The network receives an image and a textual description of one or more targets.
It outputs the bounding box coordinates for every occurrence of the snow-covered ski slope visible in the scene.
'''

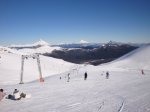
[0,44,150,112]
[97,44,150,71]
[0,52,76,85]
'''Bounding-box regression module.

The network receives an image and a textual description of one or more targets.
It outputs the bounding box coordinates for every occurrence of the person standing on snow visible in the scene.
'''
[0,89,6,101]
[141,69,145,75]
[84,72,88,80]
[106,71,109,79]
[67,73,70,82]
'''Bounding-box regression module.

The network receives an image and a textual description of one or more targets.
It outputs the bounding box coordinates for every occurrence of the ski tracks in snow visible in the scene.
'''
[96,95,125,112]
[117,95,125,112]
[68,102,81,107]
[98,101,105,111]
[118,101,125,112]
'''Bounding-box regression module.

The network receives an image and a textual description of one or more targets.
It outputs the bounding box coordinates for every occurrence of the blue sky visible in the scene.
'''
[0,0,150,45]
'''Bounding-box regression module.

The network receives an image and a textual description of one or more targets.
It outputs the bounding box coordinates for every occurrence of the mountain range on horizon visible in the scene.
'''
[0,39,142,66]
[5,39,149,48]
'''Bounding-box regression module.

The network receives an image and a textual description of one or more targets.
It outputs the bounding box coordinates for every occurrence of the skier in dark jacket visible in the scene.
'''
[84,72,88,80]
[141,69,145,75]
[67,73,70,82]
[106,71,109,79]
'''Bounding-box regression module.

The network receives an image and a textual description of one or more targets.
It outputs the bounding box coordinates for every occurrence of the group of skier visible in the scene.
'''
[59,68,146,82]
[60,70,110,82]
[0,88,27,101]
[60,72,88,82]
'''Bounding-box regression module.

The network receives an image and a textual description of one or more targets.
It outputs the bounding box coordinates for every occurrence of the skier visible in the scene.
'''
[141,69,145,75]
[0,89,6,101]
[84,72,88,80]
[106,71,109,79]
[67,73,70,82]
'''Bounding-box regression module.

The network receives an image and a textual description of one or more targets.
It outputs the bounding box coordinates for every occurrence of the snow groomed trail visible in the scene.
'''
[1,70,150,112]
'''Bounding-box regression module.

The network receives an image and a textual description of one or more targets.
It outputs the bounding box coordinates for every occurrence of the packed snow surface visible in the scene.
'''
[0,44,150,112]
[98,44,150,71]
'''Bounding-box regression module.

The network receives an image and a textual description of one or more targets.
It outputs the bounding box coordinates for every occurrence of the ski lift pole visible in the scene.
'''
[20,55,24,84]
[37,55,44,82]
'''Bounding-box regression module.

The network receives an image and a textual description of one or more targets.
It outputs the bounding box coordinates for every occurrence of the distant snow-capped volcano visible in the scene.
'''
[33,39,49,46]
[7,40,61,55]
[10,39,50,48]
[79,40,89,44]
[18,45,61,54]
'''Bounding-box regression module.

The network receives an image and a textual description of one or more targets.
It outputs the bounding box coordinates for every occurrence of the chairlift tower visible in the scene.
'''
[20,54,44,84]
